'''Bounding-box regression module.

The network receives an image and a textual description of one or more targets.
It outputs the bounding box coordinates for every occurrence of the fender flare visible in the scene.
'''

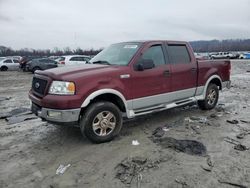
[81,89,128,109]
[201,74,222,99]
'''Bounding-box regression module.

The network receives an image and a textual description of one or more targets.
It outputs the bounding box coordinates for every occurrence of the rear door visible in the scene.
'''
[131,42,172,110]
[69,57,87,65]
[166,43,197,101]
[3,59,14,70]
[12,59,20,70]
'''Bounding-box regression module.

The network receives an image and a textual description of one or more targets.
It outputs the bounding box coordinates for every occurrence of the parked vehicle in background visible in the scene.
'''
[3,56,22,61]
[49,56,61,60]
[0,58,20,71]
[29,40,231,143]
[194,53,209,60]
[239,52,250,59]
[209,52,235,59]
[26,58,58,73]
[19,56,33,71]
[57,55,91,66]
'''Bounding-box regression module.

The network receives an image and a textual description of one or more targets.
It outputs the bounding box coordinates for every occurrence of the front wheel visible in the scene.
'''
[80,101,122,143]
[198,83,219,110]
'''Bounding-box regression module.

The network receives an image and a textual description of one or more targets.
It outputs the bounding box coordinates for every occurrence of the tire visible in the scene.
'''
[32,66,41,73]
[80,101,123,143]
[198,83,219,110]
[0,66,8,71]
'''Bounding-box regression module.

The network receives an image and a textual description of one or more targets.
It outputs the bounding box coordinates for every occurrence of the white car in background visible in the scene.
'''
[209,52,235,59]
[56,55,91,66]
[0,57,20,71]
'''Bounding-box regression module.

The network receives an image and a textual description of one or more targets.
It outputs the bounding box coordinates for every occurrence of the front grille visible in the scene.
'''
[32,77,48,96]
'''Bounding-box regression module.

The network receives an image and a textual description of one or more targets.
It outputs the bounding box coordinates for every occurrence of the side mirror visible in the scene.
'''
[135,59,155,71]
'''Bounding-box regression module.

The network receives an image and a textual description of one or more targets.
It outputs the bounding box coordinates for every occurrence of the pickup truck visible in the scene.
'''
[29,40,231,143]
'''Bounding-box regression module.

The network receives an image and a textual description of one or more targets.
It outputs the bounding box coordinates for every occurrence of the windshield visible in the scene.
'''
[90,42,141,66]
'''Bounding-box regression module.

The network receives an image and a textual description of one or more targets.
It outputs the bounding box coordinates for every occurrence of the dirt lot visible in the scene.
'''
[0,60,250,188]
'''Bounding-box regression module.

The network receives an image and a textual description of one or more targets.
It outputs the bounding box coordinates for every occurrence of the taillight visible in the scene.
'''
[59,61,65,65]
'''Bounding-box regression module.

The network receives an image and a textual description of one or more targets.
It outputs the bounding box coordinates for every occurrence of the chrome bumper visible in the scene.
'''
[31,103,81,124]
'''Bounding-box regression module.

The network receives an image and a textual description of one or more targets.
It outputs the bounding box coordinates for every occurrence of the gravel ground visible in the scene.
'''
[0,60,250,188]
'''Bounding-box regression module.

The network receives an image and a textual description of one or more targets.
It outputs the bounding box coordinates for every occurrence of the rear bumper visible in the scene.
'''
[31,102,80,125]
[222,80,231,89]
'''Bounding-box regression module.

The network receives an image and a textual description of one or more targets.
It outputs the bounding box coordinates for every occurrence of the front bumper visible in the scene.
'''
[31,103,81,125]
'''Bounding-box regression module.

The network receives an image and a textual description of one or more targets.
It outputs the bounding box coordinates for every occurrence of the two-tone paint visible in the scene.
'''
[29,40,231,124]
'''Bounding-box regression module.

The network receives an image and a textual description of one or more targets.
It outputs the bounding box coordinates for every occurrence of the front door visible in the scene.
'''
[131,42,171,110]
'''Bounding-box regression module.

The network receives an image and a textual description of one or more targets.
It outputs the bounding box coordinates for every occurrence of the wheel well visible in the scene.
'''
[0,66,8,71]
[209,78,222,90]
[83,93,126,113]
[33,66,41,70]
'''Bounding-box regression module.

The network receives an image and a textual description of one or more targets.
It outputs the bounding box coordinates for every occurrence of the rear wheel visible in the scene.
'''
[0,66,8,71]
[80,101,122,143]
[198,83,219,110]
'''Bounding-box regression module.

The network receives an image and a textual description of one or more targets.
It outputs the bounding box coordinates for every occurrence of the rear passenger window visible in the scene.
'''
[69,57,79,61]
[141,45,165,67]
[168,45,191,64]
[4,59,12,63]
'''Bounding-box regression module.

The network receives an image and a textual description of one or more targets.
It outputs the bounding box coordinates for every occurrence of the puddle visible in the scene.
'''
[153,137,207,156]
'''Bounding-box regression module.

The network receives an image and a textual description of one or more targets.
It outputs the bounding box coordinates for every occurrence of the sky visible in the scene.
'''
[0,0,250,50]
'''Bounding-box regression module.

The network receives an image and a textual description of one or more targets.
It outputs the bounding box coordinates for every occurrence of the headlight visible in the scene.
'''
[49,81,75,95]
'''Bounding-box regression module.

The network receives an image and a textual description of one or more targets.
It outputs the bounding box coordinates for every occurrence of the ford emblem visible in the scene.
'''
[35,82,40,89]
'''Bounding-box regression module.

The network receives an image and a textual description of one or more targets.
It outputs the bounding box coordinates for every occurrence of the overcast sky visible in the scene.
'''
[0,0,249,50]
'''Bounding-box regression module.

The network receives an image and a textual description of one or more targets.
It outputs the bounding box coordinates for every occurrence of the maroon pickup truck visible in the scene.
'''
[29,40,231,143]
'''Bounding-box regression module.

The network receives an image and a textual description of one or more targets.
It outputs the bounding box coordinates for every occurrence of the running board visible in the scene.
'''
[132,97,196,117]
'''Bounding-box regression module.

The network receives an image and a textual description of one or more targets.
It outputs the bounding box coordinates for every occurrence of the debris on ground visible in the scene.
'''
[201,155,214,172]
[152,126,170,138]
[215,104,226,112]
[6,114,38,125]
[224,137,249,151]
[56,164,71,175]
[190,125,201,134]
[175,178,188,187]
[218,180,248,188]
[224,137,241,145]
[210,112,223,118]
[132,140,140,146]
[0,107,37,124]
[236,131,250,139]
[185,116,207,124]
[0,107,31,119]
[201,165,212,172]
[153,137,207,156]
[226,119,239,124]
[234,144,249,151]
[240,120,250,124]
[115,156,161,185]
[0,97,11,102]
[207,155,214,167]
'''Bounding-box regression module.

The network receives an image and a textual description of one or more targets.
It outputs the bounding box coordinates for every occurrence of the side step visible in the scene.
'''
[132,98,196,117]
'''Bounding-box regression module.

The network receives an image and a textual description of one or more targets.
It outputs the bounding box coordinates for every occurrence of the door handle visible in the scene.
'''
[163,70,171,77]
[191,68,197,73]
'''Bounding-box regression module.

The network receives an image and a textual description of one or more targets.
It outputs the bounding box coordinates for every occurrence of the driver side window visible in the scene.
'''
[141,45,165,67]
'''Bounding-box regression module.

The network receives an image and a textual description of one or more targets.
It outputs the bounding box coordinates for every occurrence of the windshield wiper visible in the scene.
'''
[91,60,111,65]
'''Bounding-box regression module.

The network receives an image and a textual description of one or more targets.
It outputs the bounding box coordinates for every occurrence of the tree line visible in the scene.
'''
[0,46,103,57]
[1,39,250,57]
[190,39,250,52]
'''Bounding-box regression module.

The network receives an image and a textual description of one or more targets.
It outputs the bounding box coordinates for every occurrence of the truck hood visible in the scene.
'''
[35,64,121,80]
